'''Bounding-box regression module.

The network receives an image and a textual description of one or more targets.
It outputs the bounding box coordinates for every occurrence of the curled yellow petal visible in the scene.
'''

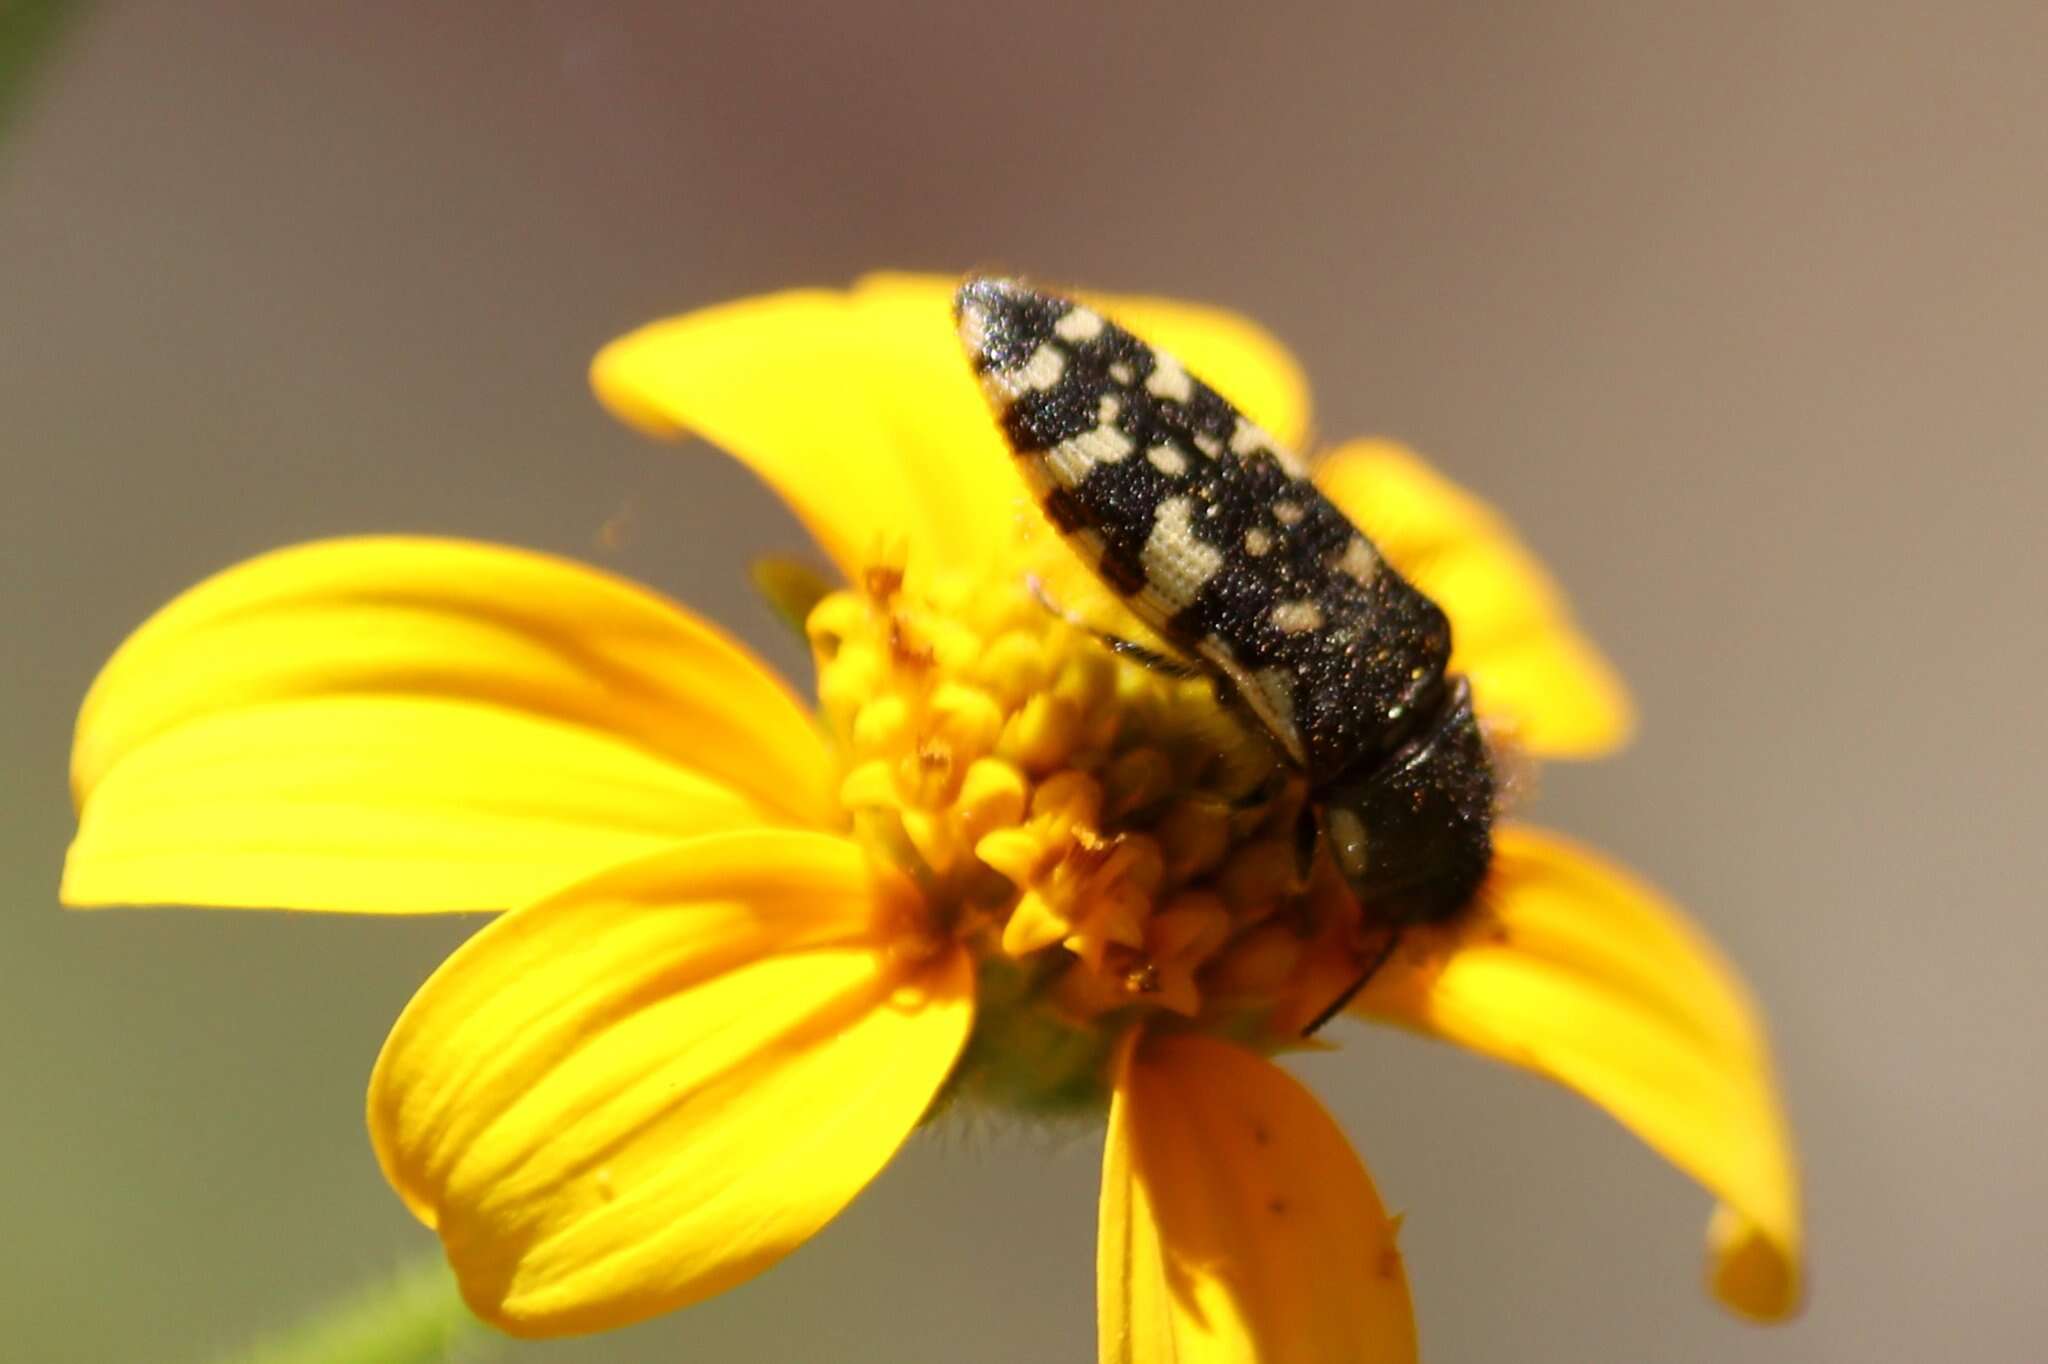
[1316,440,1633,758]
[66,537,832,913]
[369,829,973,1336]
[593,285,983,580]
[590,273,1308,579]
[1100,1031,1416,1364]
[1356,827,1802,1319]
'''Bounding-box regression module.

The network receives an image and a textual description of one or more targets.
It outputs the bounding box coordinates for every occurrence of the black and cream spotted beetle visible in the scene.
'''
[955,278,1495,1028]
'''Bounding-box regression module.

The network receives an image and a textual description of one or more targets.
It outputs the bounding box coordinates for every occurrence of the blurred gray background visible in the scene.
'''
[5,4,2044,1361]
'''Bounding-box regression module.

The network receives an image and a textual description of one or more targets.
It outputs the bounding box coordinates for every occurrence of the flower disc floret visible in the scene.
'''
[808,558,1362,1108]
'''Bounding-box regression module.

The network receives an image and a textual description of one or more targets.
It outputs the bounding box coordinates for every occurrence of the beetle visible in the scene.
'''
[955,278,1495,1028]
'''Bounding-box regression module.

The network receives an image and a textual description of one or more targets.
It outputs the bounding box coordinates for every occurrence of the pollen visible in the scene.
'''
[807,558,1373,1110]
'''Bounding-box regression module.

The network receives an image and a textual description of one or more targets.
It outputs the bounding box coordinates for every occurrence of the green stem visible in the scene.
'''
[217,1254,492,1364]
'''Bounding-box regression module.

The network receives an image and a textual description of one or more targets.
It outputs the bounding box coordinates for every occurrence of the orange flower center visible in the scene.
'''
[808,554,1375,1112]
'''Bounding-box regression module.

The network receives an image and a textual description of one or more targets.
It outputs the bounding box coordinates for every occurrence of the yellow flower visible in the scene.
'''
[63,273,1802,1358]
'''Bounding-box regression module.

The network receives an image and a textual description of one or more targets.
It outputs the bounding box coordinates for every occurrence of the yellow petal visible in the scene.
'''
[1100,1031,1416,1364]
[369,829,973,1336]
[66,537,833,913]
[66,696,775,914]
[1355,827,1802,1319]
[1315,441,1633,758]
[590,273,1308,579]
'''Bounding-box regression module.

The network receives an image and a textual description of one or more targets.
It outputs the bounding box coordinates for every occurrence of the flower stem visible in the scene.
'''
[216,1254,491,1364]
[0,0,86,143]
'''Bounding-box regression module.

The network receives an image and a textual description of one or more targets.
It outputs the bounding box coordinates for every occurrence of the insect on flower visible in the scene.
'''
[958,278,1493,1024]
[64,273,1802,1355]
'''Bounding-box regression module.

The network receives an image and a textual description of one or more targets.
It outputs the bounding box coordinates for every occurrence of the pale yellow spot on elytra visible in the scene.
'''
[1055,307,1105,342]
[1271,599,1325,634]
[1140,496,1223,610]
[958,302,990,363]
[1147,443,1189,477]
[1336,535,1379,586]
[1145,357,1194,404]
[1017,343,1066,392]
[1048,422,1136,485]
